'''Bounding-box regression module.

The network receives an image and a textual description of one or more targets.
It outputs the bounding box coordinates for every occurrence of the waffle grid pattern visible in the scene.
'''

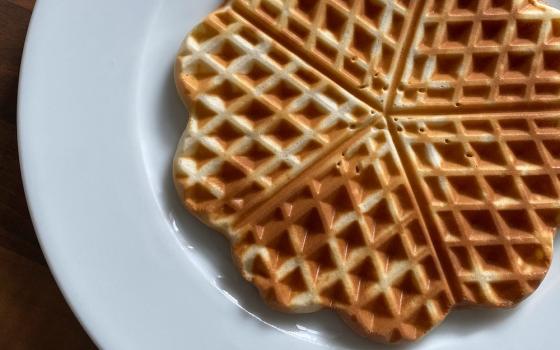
[233,129,451,341]
[235,0,416,108]
[395,113,560,305]
[175,9,375,230]
[395,0,560,109]
[174,0,560,343]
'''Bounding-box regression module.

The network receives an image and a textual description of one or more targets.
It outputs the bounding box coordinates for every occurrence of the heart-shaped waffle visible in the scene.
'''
[173,0,560,342]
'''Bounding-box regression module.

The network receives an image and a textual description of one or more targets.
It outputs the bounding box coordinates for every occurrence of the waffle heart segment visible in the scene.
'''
[174,8,378,232]
[394,113,560,306]
[173,0,560,343]
[394,0,560,111]
[231,127,453,341]
[232,0,422,109]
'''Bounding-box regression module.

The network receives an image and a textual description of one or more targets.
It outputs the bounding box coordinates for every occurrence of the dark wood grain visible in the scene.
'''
[0,1,97,348]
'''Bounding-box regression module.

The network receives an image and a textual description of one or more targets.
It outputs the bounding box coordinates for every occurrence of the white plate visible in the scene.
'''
[18,1,560,349]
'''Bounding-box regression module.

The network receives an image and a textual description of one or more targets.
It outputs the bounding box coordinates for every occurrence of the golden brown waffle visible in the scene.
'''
[232,127,453,341]
[395,112,560,306]
[174,9,377,232]
[173,0,560,343]
[394,0,560,111]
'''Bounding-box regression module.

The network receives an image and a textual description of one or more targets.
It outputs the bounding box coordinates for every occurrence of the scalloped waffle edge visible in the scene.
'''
[173,0,560,343]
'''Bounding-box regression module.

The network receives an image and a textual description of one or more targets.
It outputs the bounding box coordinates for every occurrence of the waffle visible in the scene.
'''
[394,0,560,111]
[173,0,560,343]
[394,112,559,305]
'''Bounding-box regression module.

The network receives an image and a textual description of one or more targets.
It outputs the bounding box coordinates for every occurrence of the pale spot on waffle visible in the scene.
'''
[173,0,560,343]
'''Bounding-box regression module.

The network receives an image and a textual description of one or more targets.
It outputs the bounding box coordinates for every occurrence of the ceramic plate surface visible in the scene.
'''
[18,1,560,348]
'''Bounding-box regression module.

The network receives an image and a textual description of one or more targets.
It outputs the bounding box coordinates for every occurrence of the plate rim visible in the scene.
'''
[17,1,560,349]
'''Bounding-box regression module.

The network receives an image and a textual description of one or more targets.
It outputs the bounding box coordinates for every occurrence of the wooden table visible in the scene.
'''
[0,1,96,348]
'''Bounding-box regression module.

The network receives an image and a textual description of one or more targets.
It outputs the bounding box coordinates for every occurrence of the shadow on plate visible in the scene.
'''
[156,65,550,349]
